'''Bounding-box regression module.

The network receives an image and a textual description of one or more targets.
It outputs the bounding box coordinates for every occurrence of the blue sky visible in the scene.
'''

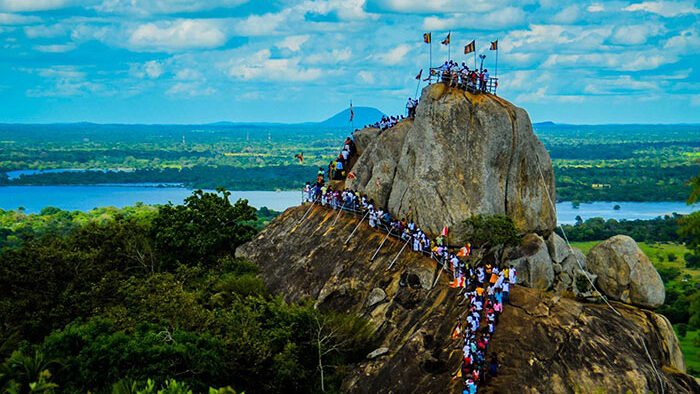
[0,0,699,124]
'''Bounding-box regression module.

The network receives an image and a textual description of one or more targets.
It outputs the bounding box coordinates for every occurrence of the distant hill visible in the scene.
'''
[533,121,556,127]
[318,107,384,128]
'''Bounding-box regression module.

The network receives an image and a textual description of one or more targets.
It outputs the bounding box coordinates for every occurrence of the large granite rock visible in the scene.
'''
[348,84,556,234]
[238,205,699,393]
[347,122,410,209]
[586,235,665,309]
[511,234,555,290]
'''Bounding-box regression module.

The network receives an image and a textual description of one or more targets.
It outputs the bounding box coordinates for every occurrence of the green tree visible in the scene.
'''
[458,214,521,248]
[152,189,257,268]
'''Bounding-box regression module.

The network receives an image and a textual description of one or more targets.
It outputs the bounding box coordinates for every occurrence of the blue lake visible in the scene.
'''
[0,185,696,223]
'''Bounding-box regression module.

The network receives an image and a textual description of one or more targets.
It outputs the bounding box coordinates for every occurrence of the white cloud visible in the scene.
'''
[224,49,323,82]
[128,19,227,52]
[370,0,521,14]
[587,3,605,12]
[24,24,66,38]
[276,35,310,52]
[144,60,164,78]
[94,0,248,15]
[357,70,375,84]
[234,11,290,36]
[25,65,104,97]
[551,5,579,24]
[374,43,412,65]
[306,48,352,64]
[664,28,700,51]
[583,75,659,94]
[0,0,75,12]
[623,1,700,17]
[0,12,41,25]
[166,81,215,96]
[609,24,664,45]
[423,7,526,30]
[34,43,76,53]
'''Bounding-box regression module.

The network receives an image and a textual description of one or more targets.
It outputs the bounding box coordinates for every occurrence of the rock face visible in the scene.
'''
[349,122,411,210]
[238,205,698,393]
[346,84,556,234]
[586,235,666,309]
[511,234,555,289]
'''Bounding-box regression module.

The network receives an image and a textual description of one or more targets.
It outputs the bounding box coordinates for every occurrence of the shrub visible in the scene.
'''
[459,214,521,248]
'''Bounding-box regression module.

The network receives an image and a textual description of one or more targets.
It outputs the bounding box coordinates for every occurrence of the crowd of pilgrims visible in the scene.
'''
[303,133,516,393]
[433,60,492,93]
[364,114,406,131]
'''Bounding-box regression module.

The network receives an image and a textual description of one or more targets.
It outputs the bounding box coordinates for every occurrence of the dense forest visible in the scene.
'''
[1,123,699,202]
[0,190,372,393]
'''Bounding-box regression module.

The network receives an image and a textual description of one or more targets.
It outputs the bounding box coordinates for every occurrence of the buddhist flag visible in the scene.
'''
[441,32,451,45]
[441,226,449,236]
[490,40,498,50]
[423,32,431,44]
[415,69,423,80]
[464,40,475,54]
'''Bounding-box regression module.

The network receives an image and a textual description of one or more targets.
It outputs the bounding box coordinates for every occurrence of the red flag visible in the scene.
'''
[490,40,498,50]
[464,40,475,54]
[415,69,422,80]
[441,226,449,236]
[441,32,451,45]
[423,32,431,44]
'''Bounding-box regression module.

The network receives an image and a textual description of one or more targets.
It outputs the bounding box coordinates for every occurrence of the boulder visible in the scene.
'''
[513,234,554,289]
[366,287,387,308]
[240,194,700,393]
[353,127,382,154]
[366,347,390,360]
[346,122,410,209]
[349,84,556,234]
[546,232,569,264]
[586,235,665,309]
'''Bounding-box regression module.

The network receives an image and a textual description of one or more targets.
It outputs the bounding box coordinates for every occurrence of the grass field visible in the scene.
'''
[676,329,700,374]
[571,240,700,376]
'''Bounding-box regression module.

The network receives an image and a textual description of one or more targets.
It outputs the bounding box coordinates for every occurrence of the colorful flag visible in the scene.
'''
[349,102,354,122]
[441,226,449,236]
[415,69,423,80]
[423,32,431,44]
[464,40,475,54]
[441,32,451,45]
[490,40,498,50]
[294,152,304,164]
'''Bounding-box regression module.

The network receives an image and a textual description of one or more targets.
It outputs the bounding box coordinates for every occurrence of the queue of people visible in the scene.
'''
[432,60,493,94]
[364,115,405,131]
[301,181,516,393]
[301,131,514,393]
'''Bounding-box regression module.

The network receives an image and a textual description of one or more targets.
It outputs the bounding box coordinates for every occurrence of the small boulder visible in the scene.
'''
[367,347,390,359]
[546,232,570,264]
[515,234,554,289]
[586,235,665,309]
[366,288,387,308]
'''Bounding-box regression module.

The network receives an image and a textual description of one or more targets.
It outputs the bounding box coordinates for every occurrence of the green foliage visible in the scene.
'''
[459,214,521,248]
[560,215,685,243]
[152,189,257,267]
[0,191,374,393]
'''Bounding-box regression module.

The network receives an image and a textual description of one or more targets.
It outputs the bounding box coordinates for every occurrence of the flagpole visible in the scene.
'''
[496,41,499,79]
[415,74,421,98]
[429,40,432,84]
[448,32,451,61]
